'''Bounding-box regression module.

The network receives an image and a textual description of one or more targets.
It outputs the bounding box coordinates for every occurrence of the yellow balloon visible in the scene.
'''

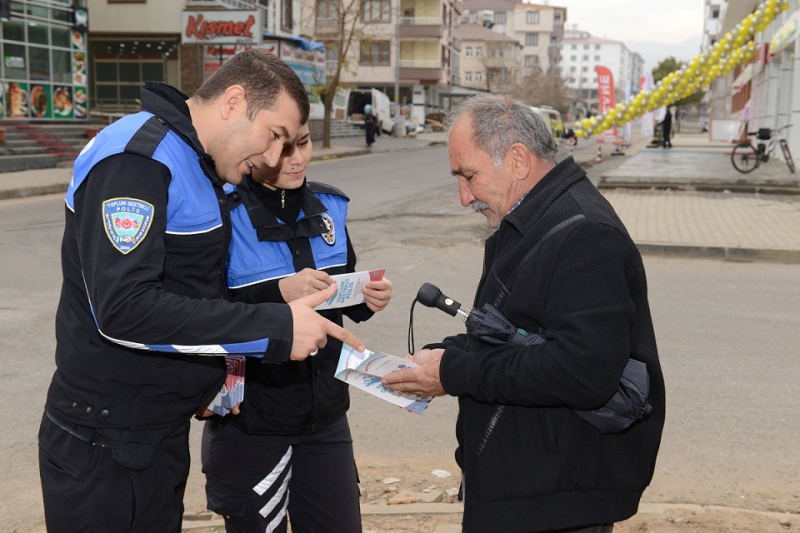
[582,119,592,129]
[576,129,585,138]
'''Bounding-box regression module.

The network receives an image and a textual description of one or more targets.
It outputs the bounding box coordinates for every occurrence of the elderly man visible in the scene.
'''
[384,94,665,533]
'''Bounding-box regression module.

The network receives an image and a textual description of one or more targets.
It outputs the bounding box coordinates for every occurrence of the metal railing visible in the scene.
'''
[399,59,441,69]
[399,16,442,25]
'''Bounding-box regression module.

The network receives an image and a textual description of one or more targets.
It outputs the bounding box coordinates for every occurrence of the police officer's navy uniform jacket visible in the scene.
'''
[223,176,372,435]
[45,82,295,433]
[433,158,665,532]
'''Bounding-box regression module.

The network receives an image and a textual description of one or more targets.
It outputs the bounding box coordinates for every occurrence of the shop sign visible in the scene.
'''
[769,10,799,57]
[4,56,24,69]
[181,10,262,45]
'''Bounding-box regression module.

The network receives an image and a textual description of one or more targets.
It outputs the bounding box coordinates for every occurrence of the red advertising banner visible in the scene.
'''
[595,65,616,140]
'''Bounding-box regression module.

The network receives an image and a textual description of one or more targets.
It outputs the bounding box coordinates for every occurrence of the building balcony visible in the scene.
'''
[399,59,444,82]
[399,17,445,39]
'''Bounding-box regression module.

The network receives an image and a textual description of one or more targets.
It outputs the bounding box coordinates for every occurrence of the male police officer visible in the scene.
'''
[38,50,362,532]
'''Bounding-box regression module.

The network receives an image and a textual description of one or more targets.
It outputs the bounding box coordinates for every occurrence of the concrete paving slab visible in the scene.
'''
[598,149,800,193]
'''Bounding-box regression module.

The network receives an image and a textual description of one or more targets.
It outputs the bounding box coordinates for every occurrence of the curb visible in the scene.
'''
[637,243,800,263]
[597,181,800,195]
[181,503,799,531]
[0,183,69,200]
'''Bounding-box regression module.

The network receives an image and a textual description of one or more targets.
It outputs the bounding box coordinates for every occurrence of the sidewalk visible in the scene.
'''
[2,130,799,263]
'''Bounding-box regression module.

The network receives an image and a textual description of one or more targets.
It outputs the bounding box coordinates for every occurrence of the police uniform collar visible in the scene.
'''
[140,82,219,183]
[236,178,329,242]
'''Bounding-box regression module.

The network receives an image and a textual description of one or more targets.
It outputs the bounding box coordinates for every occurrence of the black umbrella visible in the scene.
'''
[410,283,651,433]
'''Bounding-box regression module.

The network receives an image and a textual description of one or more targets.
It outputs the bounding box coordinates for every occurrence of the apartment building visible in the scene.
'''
[561,27,644,106]
[455,22,520,93]
[462,0,566,81]
[314,0,465,121]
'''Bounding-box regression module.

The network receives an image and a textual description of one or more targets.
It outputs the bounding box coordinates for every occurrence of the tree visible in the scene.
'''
[652,56,705,108]
[306,0,386,148]
[507,67,571,115]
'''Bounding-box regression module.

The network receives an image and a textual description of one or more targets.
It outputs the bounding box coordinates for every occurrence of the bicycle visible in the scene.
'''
[731,124,795,174]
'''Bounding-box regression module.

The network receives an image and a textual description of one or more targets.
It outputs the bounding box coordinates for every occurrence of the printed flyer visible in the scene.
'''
[315,269,385,310]
[207,355,246,416]
[335,344,431,414]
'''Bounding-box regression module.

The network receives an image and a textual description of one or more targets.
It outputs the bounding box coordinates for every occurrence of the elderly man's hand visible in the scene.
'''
[382,348,447,397]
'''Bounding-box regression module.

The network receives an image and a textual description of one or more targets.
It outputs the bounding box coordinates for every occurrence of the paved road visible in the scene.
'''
[1,146,798,533]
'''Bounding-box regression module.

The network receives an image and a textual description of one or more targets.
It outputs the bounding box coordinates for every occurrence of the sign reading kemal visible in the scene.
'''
[181,10,262,45]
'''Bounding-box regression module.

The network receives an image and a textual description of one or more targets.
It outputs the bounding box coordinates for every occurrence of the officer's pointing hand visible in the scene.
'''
[288,283,365,361]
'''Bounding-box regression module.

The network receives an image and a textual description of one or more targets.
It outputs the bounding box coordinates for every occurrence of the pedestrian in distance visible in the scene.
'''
[383,93,665,533]
[38,49,364,533]
[364,104,377,147]
[202,121,393,532]
[661,106,673,148]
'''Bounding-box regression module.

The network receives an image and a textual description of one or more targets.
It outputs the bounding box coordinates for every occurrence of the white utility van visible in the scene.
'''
[530,105,569,141]
[530,105,577,161]
[333,88,394,134]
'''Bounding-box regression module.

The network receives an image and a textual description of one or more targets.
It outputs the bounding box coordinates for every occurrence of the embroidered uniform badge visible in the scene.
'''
[320,213,335,245]
[102,198,154,254]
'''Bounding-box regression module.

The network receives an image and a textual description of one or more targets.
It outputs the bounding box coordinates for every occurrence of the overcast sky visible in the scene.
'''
[554,0,706,70]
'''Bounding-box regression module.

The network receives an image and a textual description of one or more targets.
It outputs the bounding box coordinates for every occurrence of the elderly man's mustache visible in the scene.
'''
[471,200,490,213]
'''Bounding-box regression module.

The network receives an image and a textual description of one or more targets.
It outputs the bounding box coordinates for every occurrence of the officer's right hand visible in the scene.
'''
[288,283,364,361]
[279,268,334,303]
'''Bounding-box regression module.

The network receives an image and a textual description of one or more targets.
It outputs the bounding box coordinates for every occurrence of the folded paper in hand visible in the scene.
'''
[315,269,385,310]
[336,344,431,414]
[207,355,245,416]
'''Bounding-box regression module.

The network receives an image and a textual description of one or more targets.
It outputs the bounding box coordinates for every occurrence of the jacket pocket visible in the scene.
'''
[470,406,561,501]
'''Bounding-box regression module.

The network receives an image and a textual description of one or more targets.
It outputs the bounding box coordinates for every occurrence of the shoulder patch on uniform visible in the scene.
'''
[102,198,154,254]
[307,181,350,201]
[320,213,336,245]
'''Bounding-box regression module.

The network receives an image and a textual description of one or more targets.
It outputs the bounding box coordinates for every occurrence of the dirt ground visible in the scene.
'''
[182,462,800,533]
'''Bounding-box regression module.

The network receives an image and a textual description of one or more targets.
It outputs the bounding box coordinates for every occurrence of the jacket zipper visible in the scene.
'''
[475,405,504,460]
[281,189,285,209]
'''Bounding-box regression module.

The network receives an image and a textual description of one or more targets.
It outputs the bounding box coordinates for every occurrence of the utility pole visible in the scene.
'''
[393,0,401,137]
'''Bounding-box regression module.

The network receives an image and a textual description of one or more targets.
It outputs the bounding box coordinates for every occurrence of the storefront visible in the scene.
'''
[1,0,88,121]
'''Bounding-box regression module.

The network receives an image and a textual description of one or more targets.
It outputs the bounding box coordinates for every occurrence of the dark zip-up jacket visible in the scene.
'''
[46,82,294,431]
[224,177,373,435]
[437,157,665,532]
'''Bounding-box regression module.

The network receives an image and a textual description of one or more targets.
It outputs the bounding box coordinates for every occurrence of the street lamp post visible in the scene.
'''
[394,0,401,137]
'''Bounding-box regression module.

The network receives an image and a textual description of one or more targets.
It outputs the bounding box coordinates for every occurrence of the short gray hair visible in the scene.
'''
[444,94,558,166]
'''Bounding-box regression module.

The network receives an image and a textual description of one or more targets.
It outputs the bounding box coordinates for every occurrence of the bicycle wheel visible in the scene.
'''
[731,142,760,173]
[780,139,795,173]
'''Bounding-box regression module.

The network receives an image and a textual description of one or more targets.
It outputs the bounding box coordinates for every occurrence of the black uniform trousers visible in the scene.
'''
[202,414,361,533]
[38,410,191,533]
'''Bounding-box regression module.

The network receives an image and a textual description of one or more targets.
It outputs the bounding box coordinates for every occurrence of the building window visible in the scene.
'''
[475,46,483,57]
[282,0,293,32]
[526,10,539,24]
[525,55,539,67]
[475,71,483,81]
[570,55,576,60]
[361,0,390,22]
[494,12,506,24]
[595,44,601,50]
[465,46,472,57]
[584,44,589,50]
[360,40,390,65]
[712,8,720,18]
[526,33,539,46]
[581,66,588,72]
[465,71,472,81]
[554,10,563,25]
[594,55,600,60]
[571,44,576,50]
[582,55,588,60]
[468,12,476,23]
[569,65,576,72]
